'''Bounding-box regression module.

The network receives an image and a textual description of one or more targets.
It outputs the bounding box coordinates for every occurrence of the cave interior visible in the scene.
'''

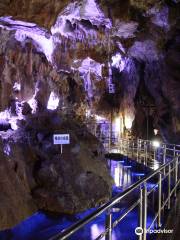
[0,0,179,239]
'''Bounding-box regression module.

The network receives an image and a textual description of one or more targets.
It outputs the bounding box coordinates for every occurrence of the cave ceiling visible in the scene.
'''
[0,0,179,142]
[0,0,72,29]
[0,0,176,29]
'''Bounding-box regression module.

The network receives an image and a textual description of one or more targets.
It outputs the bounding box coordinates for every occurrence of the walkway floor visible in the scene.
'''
[0,155,178,240]
[0,156,152,240]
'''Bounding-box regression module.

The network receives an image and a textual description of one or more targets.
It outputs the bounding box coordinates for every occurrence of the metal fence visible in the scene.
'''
[105,138,180,169]
[49,153,180,240]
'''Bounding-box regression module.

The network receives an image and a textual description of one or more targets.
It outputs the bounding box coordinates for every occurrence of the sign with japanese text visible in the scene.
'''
[53,134,70,145]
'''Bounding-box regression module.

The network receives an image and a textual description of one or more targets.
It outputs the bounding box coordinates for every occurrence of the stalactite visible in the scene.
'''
[27,43,33,76]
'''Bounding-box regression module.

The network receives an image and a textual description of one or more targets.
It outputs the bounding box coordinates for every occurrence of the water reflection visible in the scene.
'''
[91,224,117,240]
[110,161,132,189]
[0,158,153,240]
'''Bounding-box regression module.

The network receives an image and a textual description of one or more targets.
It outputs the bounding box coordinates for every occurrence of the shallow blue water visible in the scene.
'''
[0,157,157,240]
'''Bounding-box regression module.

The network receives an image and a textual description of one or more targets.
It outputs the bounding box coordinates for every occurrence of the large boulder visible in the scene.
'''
[24,111,113,214]
[0,111,113,230]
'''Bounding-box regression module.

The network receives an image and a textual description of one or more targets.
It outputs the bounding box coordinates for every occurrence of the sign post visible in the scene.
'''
[53,134,70,154]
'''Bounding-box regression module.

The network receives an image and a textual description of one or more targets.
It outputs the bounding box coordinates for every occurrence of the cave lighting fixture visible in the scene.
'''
[152,140,160,148]
[125,116,133,129]
[114,117,121,135]
[95,114,106,122]
[47,92,59,110]
[154,129,158,136]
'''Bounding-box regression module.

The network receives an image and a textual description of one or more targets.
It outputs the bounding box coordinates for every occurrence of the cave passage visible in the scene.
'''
[0,0,179,240]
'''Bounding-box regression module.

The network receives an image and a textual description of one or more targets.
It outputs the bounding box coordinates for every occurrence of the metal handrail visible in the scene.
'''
[105,138,180,171]
[50,155,180,240]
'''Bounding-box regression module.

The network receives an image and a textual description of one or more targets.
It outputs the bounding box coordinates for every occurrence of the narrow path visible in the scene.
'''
[0,156,153,240]
[0,155,177,240]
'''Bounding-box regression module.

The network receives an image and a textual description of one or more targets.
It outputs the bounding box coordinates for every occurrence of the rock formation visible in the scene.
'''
[0,0,179,230]
[0,111,112,229]
[0,0,179,142]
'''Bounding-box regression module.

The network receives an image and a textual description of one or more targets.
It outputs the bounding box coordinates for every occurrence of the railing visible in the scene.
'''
[49,155,180,240]
[105,138,180,169]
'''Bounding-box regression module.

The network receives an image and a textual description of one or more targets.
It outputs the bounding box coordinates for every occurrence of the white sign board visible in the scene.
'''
[53,134,70,145]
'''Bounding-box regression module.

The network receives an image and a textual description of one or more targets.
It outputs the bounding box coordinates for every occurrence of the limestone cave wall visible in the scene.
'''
[0,0,180,230]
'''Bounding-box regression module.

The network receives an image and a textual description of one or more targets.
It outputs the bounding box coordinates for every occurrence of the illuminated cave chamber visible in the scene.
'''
[0,1,179,142]
[0,0,179,232]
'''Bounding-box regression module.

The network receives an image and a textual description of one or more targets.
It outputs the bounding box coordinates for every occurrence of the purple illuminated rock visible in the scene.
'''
[0,120,11,131]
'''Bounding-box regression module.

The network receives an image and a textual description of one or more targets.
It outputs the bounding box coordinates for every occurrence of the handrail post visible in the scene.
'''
[168,164,171,210]
[137,139,140,161]
[139,140,142,163]
[143,141,145,164]
[154,146,156,162]
[173,146,176,179]
[175,156,178,198]
[105,209,112,240]
[163,145,166,175]
[158,172,162,227]
[173,145,176,158]
[139,187,143,240]
[108,130,111,152]
[142,183,147,240]
[144,141,146,165]
[146,142,148,165]
[132,141,134,158]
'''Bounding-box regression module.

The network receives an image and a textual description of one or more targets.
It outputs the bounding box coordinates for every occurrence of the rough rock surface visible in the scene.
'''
[0,0,179,142]
[0,0,180,230]
[0,0,71,29]
[0,137,37,230]
[0,112,113,230]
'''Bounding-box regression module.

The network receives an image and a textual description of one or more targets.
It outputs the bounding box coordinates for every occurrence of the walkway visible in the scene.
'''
[0,139,179,240]
[0,156,152,240]
[106,139,180,170]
